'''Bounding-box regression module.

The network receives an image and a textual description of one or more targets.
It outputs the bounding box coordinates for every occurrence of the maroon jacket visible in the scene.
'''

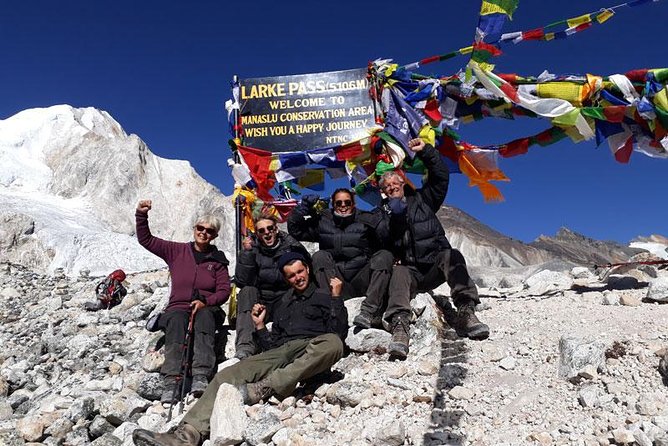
[136,211,231,312]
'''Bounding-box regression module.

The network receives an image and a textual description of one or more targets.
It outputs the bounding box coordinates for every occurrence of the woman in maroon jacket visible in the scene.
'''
[136,199,231,403]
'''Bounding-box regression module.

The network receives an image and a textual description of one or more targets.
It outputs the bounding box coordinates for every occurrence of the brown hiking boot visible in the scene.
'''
[388,313,410,359]
[238,376,274,405]
[132,423,200,446]
[458,305,489,340]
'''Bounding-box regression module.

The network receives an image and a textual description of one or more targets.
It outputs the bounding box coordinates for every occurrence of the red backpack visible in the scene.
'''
[96,269,127,309]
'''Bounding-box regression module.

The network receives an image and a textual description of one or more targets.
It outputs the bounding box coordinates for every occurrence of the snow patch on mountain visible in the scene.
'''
[0,105,235,276]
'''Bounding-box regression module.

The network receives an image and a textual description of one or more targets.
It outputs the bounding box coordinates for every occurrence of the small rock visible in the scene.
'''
[578,364,598,380]
[578,384,599,408]
[612,428,635,444]
[528,432,552,445]
[620,295,642,307]
[601,293,620,306]
[558,336,606,380]
[499,356,516,371]
[448,386,474,400]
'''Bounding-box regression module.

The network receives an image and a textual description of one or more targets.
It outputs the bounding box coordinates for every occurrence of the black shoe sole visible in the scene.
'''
[388,342,408,360]
[132,431,160,446]
[465,324,490,341]
[352,316,372,329]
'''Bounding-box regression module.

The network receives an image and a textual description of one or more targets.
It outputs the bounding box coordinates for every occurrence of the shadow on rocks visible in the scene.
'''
[424,297,468,446]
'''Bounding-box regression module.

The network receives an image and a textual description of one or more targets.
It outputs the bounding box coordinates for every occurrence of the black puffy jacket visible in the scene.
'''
[288,207,381,282]
[379,144,451,269]
[234,231,310,298]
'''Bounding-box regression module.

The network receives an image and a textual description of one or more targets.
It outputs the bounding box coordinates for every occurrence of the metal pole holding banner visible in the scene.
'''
[231,74,243,255]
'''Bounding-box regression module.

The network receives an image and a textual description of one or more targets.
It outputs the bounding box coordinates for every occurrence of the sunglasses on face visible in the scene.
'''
[195,225,217,236]
[334,199,353,208]
[256,225,276,235]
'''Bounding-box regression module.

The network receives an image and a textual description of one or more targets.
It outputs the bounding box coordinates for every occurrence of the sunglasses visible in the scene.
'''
[256,225,276,235]
[334,199,353,208]
[195,225,217,236]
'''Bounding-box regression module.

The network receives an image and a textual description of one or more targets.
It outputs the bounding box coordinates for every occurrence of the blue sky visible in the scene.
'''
[2,0,666,244]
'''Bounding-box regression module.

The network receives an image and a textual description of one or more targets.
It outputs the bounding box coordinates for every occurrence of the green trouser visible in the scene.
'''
[183,333,343,435]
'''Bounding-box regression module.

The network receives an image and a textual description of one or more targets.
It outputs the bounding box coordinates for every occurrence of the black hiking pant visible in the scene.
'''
[311,250,393,307]
[385,248,480,322]
[234,286,283,356]
[159,307,218,379]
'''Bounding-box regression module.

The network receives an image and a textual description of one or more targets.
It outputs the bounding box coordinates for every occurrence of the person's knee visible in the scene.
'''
[311,250,334,270]
[194,310,217,336]
[237,287,260,312]
[390,265,412,283]
[370,250,393,271]
[315,333,344,361]
[448,249,467,267]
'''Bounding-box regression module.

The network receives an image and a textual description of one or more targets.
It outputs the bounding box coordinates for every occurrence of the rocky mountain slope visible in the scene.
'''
[530,228,644,267]
[0,106,234,275]
[2,258,668,445]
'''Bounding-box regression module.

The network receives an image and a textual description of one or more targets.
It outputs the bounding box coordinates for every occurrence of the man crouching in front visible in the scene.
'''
[132,252,348,446]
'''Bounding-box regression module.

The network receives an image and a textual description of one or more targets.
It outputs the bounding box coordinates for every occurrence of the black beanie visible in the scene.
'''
[277,252,308,272]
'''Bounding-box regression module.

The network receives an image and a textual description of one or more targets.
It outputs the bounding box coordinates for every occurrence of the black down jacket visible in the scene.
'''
[288,207,381,282]
[234,231,310,296]
[379,144,451,270]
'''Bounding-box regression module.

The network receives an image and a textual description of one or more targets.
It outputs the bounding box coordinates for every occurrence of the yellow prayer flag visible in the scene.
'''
[418,125,436,147]
[567,14,592,28]
[654,88,668,112]
[595,9,614,24]
[537,82,585,106]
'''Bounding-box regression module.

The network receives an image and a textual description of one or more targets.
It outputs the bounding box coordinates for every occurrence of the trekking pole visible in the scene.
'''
[167,310,196,421]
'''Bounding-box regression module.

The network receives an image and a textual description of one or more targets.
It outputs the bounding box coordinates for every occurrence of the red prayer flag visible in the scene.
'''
[602,106,626,123]
[423,99,443,122]
[238,145,276,200]
[500,83,519,103]
[614,136,634,164]
[522,28,545,41]
[335,141,365,160]
[499,138,529,157]
[625,69,649,82]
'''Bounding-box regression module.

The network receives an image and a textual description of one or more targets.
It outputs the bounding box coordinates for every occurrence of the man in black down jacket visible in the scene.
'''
[288,188,393,327]
[377,138,489,359]
[234,214,310,359]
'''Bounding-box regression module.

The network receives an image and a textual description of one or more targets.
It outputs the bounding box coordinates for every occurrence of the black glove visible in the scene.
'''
[302,194,320,208]
[387,197,408,215]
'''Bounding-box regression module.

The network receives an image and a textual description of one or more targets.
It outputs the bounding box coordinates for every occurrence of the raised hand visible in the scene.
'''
[137,199,152,214]
[407,138,425,152]
[251,303,267,328]
[329,277,343,298]
[242,236,254,251]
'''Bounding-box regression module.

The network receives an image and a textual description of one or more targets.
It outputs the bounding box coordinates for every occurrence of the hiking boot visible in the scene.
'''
[132,423,200,446]
[238,377,273,405]
[388,313,410,359]
[190,375,208,397]
[235,348,254,360]
[458,305,490,340]
[353,310,373,329]
[160,376,178,404]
